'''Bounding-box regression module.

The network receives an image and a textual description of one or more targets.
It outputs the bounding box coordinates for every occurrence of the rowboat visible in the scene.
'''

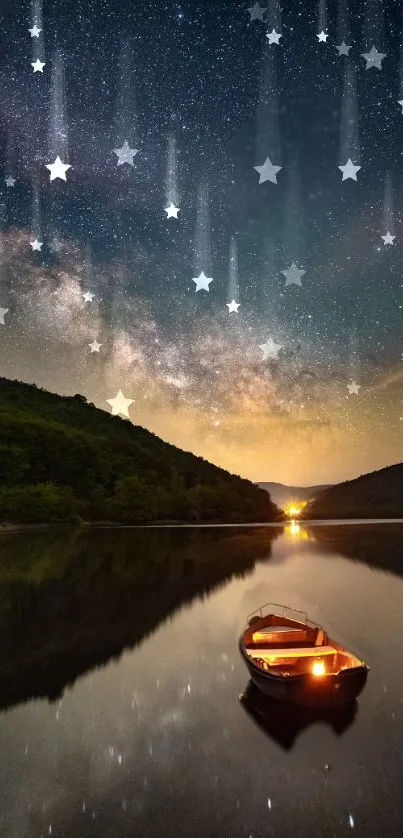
[239,603,369,707]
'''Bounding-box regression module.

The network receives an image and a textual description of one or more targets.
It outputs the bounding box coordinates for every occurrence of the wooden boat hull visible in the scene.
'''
[239,638,368,707]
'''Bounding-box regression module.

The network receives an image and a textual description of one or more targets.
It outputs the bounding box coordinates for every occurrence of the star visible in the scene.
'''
[338,159,361,181]
[106,390,134,419]
[226,300,240,313]
[192,271,213,292]
[248,3,265,21]
[0,307,9,325]
[254,156,282,184]
[165,202,180,219]
[45,156,71,181]
[317,31,328,42]
[89,340,102,352]
[336,41,351,56]
[82,291,95,302]
[113,140,139,166]
[31,58,45,72]
[347,380,361,395]
[29,24,41,37]
[30,238,43,251]
[381,232,396,246]
[259,337,283,361]
[361,45,386,70]
[398,100,403,114]
[266,29,282,45]
[281,262,306,287]
[5,176,15,188]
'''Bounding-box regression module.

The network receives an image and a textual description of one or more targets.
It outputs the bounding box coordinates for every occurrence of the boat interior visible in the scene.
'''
[243,613,364,677]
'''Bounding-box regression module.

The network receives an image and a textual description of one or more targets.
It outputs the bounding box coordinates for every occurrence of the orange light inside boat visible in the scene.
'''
[312,660,326,677]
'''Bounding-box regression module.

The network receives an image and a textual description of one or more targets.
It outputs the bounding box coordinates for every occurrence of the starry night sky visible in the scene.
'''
[0,0,401,485]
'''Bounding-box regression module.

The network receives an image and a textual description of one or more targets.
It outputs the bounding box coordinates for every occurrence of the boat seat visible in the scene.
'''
[252,626,308,645]
[256,625,301,633]
[246,645,336,660]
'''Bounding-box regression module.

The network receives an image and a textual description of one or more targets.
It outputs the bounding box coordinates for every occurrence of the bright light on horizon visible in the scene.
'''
[283,501,307,518]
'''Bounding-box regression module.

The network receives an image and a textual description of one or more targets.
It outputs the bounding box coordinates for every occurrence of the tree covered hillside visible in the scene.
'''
[0,377,282,524]
[302,463,403,519]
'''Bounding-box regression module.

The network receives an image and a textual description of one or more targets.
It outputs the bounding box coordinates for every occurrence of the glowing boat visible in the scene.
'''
[239,603,369,707]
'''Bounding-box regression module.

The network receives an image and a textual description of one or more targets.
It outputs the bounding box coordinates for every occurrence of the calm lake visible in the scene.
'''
[0,521,403,837]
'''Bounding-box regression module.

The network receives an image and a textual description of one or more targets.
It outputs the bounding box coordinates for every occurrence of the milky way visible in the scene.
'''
[0,0,401,484]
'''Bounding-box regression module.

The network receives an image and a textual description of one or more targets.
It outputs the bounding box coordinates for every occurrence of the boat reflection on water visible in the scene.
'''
[239,680,358,751]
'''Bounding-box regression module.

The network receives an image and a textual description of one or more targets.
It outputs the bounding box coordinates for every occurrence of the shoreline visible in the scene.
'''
[0,518,403,534]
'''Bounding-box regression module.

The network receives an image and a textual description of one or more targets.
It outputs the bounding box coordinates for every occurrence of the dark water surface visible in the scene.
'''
[0,522,402,837]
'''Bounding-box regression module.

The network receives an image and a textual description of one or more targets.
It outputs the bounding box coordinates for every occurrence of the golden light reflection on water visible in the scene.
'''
[285,521,312,540]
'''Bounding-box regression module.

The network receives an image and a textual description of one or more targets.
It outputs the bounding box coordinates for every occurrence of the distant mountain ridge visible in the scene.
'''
[301,463,403,519]
[258,482,332,508]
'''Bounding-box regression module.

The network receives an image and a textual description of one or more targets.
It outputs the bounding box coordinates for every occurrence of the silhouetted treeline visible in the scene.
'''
[302,463,403,519]
[0,378,282,524]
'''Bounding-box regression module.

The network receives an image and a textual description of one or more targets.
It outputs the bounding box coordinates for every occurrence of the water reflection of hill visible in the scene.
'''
[0,526,282,712]
[308,524,403,578]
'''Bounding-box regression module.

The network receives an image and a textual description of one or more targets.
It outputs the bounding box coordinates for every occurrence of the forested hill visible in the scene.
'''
[302,463,403,519]
[0,377,282,524]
